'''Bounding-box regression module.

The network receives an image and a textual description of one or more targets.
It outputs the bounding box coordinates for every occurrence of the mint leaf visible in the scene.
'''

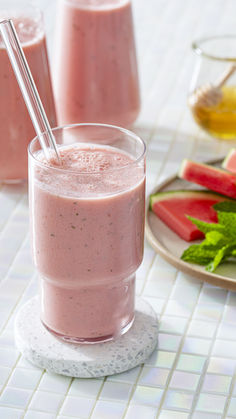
[204,231,231,246]
[187,216,226,235]
[213,201,236,213]
[217,212,236,236]
[181,244,218,265]
[181,200,236,272]
[206,244,236,272]
[213,201,236,237]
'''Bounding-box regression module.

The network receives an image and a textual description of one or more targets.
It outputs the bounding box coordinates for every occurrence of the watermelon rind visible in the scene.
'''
[178,159,236,198]
[179,159,229,178]
[149,189,233,211]
[178,159,188,178]
[222,148,236,173]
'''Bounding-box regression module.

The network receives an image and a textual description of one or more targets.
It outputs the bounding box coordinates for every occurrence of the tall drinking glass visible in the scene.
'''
[53,0,140,128]
[0,0,57,182]
[29,124,146,344]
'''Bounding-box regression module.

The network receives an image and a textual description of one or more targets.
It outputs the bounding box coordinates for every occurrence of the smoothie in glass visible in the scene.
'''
[54,0,140,127]
[29,124,145,343]
[0,14,56,182]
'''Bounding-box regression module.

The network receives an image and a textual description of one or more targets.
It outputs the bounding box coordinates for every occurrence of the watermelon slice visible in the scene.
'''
[149,189,231,241]
[222,148,236,174]
[179,159,236,199]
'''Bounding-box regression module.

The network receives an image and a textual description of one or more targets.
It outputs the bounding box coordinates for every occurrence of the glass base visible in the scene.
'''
[42,315,135,345]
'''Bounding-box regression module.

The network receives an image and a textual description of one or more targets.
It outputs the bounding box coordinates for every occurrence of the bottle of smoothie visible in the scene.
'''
[53,0,140,128]
[29,124,146,343]
[0,1,57,183]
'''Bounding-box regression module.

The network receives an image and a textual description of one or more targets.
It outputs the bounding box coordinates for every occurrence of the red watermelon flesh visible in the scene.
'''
[179,159,236,199]
[150,190,230,241]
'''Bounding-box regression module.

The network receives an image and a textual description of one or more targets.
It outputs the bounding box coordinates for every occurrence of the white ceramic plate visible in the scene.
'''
[145,161,236,291]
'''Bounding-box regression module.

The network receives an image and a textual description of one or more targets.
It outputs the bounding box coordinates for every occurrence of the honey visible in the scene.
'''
[189,85,236,140]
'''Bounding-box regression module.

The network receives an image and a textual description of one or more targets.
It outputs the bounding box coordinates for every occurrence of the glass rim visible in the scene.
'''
[0,5,44,48]
[0,3,42,20]
[192,35,236,62]
[28,122,146,175]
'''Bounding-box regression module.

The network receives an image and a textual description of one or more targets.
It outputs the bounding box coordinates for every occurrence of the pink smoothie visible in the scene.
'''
[54,0,140,127]
[30,144,145,341]
[0,16,57,181]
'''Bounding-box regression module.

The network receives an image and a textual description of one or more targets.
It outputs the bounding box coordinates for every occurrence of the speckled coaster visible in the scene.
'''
[14,296,158,378]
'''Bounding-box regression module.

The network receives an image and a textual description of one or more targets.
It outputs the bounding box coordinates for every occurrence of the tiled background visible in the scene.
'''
[1,0,236,418]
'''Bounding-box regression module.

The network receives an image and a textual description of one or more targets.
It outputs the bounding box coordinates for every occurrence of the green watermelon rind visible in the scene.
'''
[179,159,229,178]
[149,189,234,211]
[222,148,236,172]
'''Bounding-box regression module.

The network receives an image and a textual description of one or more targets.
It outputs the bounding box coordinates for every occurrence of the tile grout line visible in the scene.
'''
[0,234,33,337]
[0,276,36,337]
[0,193,27,238]
[139,252,160,296]
[121,365,145,418]
[220,293,236,419]
[189,290,230,417]
[54,376,73,417]
[0,229,30,289]
[21,368,45,418]
[152,110,188,187]
[0,192,24,235]
[87,376,107,419]
[0,353,22,397]
[155,278,204,418]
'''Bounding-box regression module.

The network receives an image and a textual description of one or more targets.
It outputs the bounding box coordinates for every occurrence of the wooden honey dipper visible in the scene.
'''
[189,63,236,108]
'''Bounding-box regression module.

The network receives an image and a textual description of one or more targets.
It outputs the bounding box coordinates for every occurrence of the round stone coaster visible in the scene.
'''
[15,296,158,378]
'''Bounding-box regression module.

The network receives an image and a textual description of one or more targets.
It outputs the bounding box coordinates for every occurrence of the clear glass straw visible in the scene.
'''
[0,19,61,163]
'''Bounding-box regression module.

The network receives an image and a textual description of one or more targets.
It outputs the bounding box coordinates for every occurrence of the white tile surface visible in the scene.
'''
[38,372,71,394]
[159,411,189,419]
[29,391,64,413]
[182,337,211,356]
[8,368,42,390]
[125,403,157,419]
[163,389,194,410]
[227,398,236,417]
[207,357,236,376]
[1,1,236,418]
[90,400,127,419]
[212,340,236,358]
[131,385,163,407]
[0,347,19,368]
[0,366,11,385]
[60,396,95,418]
[99,381,133,402]
[177,354,206,373]
[201,374,232,394]
[196,393,227,414]
[106,367,141,384]
[24,412,56,419]
[68,378,103,398]
[0,387,33,409]
[169,371,200,391]
[146,350,176,369]
[187,319,217,338]
[0,406,24,419]
[139,367,169,389]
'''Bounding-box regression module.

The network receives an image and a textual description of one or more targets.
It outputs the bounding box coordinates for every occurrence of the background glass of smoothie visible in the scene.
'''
[0,0,57,183]
[53,0,140,128]
[29,123,146,344]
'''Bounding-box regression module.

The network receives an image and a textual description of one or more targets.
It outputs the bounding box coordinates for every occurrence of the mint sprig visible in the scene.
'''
[181,201,236,272]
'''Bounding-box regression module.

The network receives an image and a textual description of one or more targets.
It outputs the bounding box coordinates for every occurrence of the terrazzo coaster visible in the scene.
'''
[15,296,158,378]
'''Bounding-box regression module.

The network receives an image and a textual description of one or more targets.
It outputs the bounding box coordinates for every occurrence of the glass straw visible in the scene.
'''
[0,19,61,163]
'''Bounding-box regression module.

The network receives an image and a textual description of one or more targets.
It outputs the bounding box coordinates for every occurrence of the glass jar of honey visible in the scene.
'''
[188,35,236,140]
